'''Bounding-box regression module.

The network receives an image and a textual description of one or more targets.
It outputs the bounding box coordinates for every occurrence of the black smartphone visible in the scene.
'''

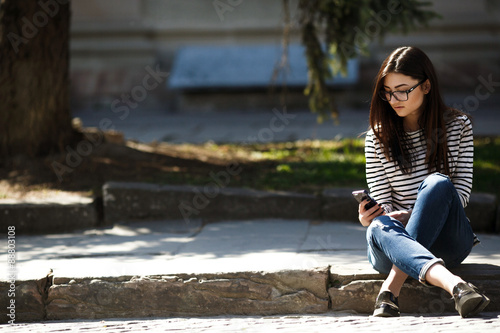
[352,190,378,210]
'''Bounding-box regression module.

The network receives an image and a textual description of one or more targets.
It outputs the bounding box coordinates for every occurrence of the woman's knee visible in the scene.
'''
[419,173,454,195]
[366,215,398,241]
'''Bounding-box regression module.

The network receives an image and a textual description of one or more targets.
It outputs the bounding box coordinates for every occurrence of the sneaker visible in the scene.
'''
[453,282,490,318]
[373,291,400,317]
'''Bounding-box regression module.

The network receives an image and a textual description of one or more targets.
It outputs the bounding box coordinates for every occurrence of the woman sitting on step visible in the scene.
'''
[358,46,490,318]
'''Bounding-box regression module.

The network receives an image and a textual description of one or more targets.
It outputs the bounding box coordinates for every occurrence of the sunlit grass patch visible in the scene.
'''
[151,137,499,197]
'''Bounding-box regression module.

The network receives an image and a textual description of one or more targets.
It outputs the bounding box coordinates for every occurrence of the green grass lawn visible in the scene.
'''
[239,139,367,193]
[473,136,500,198]
[4,136,497,201]
[187,137,499,198]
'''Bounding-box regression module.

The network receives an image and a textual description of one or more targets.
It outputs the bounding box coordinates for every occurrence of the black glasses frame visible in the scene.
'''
[379,79,427,102]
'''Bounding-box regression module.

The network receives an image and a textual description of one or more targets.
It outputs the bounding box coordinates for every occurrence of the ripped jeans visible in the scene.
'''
[366,173,474,285]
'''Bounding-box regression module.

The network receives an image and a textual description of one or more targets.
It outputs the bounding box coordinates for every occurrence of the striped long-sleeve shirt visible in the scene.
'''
[365,115,474,213]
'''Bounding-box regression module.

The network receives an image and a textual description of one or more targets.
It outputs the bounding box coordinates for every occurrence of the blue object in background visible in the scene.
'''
[168,43,359,90]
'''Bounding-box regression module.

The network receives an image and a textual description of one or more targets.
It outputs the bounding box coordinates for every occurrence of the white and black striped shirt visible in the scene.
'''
[365,115,474,212]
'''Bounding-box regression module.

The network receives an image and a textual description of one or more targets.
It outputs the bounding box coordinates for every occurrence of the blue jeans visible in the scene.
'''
[366,173,474,284]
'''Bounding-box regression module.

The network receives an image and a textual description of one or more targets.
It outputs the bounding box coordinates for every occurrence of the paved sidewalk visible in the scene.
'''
[4,219,500,282]
[73,107,373,144]
[2,219,500,321]
[3,220,372,281]
[4,312,500,332]
[72,100,500,145]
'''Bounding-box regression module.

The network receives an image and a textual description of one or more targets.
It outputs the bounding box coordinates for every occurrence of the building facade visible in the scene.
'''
[70,0,500,113]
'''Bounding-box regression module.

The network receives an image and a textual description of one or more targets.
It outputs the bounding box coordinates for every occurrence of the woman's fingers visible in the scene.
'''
[359,200,384,226]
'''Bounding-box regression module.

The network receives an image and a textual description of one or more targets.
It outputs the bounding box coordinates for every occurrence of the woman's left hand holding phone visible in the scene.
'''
[358,199,385,227]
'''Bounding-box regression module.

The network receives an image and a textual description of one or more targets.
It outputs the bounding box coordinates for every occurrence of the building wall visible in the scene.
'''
[69,0,500,112]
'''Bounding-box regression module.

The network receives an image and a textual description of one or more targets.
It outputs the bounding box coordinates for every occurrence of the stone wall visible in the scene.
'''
[69,0,500,112]
[2,264,499,323]
[3,182,497,235]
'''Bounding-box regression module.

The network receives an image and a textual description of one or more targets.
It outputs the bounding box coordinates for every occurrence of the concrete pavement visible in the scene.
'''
[72,98,500,145]
[2,219,500,323]
[3,220,374,281]
[4,312,500,332]
[73,107,373,144]
[6,219,500,281]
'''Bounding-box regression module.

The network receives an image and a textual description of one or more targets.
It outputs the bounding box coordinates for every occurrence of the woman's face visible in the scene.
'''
[382,72,429,124]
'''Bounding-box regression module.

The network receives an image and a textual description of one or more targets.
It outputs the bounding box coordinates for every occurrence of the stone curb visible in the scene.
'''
[0,268,329,323]
[1,182,498,235]
[2,264,499,323]
[102,182,499,233]
[102,182,321,224]
[0,197,99,235]
[330,263,500,314]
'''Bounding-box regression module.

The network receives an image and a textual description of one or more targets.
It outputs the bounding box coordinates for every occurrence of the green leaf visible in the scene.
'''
[293,0,441,123]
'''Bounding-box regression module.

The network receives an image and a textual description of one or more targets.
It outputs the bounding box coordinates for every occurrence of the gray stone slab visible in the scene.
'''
[0,197,98,234]
[299,221,378,276]
[103,182,321,224]
[0,219,312,281]
[179,219,309,256]
[0,278,47,324]
[321,188,360,222]
[101,181,500,234]
[172,219,311,273]
[463,232,500,265]
[329,275,500,314]
[300,221,366,252]
[46,268,330,320]
[118,219,203,234]
[0,221,200,281]
[466,192,498,233]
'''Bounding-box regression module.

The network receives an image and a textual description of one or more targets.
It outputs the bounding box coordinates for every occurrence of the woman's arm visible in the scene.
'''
[365,130,393,213]
[449,116,474,207]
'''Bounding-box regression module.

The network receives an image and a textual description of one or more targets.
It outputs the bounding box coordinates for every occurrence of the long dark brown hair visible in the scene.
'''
[369,46,462,175]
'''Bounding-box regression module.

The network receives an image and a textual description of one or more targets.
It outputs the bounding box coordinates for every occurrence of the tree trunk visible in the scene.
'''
[0,0,77,158]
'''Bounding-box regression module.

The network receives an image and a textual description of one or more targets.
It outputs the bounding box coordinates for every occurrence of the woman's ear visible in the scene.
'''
[423,79,431,94]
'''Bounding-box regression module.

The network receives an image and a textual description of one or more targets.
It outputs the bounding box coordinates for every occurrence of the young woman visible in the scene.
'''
[359,46,490,318]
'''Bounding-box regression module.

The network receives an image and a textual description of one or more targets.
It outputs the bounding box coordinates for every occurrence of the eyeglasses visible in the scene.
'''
[379,79,426,102]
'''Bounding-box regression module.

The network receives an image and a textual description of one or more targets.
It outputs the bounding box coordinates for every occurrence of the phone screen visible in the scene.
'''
[352,190,378,210]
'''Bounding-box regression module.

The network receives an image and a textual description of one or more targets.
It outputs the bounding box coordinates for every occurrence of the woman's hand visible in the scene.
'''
[386,210,412,227]
[358,199,385,227]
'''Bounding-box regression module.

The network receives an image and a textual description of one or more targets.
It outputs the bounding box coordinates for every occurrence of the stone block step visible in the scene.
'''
[2,265,499,323]
[2,182,498,235]
[0,196,98,234]
[103,182,499,233]
[329,263,500,314]
[102,181,321,225]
